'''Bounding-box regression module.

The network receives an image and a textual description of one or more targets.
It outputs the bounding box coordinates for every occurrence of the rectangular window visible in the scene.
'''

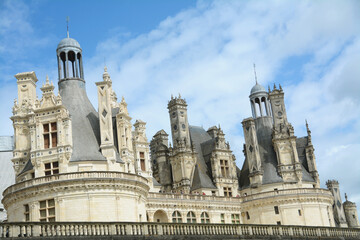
[43,122,57,149]
[224,187,232,197]
[140,152,145,171]
[24,204,30,221]
[277,221,281,225]
[298,209,302,216]
[140,159,145,171]
[44,161,59,176]
[246,211,250,220]
[220,159,229,178]
[220,213,225,223]
[274,206,279,214]
[39,199,55,222]
[231,214,240,224]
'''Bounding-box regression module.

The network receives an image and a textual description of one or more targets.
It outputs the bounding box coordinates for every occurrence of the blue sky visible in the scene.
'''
[1,0,360,208]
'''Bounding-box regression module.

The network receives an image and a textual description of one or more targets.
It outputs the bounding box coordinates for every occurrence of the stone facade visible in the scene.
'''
[1,35,359,229]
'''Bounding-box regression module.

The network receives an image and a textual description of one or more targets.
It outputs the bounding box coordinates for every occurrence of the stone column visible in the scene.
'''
[65,52,69,78]
[57,55,61,79]
[75,54,79,78]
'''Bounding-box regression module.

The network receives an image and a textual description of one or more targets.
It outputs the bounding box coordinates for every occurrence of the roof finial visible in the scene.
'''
[253,63,258,84]
[66,16,70,38]
[46,75,49,84]
[345,193,348,201]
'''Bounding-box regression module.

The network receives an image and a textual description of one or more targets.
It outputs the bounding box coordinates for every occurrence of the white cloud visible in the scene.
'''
[82,0,360,208]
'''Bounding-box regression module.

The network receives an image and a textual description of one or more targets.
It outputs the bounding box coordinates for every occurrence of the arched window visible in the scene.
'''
[77,52,82,79]
[200,212,210,223]
[60,52,66,78]
[172,211,182,223]
[187,211,196,223]
[68,51,76,77]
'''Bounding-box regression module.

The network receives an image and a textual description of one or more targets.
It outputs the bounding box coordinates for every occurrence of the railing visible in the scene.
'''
[0,222,359,238]
[147,188,332,203]
[3,171,148,196]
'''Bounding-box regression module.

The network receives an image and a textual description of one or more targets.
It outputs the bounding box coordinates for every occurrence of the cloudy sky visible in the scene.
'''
[0,0,359,207]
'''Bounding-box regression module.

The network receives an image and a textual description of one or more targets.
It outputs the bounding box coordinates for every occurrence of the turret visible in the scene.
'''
[11,72,38,176]
[269,84,302,183]
[249,83,271,119]
[56,34,105,162]
[343,194,360,228]
[326,180,348,227]
[15,71,38,106]
[56,36,83,81]
[305,120,320,187]
[150,130,172,192]
[167,94,196,193]
[167,94,191,149]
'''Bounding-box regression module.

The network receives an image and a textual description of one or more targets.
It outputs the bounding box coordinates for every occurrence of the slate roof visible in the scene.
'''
[59,80,106,162]
[189,126,217,190]
[0,136,13,152]
[239,117,315,189]
[0,136,15,209]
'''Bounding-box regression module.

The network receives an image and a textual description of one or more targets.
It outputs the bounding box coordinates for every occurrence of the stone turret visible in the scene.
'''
[11,72,38,176]
[150,130,172,192]
[167,94,191,149]
[343,194,360,228]
[269,84,302,183]
[326,180,348,227]
[167,94,197,193]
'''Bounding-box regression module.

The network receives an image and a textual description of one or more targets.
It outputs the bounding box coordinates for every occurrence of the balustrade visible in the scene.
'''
[0,222,359,238]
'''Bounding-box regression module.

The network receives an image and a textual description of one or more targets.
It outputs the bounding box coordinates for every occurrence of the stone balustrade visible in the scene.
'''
[148,187,332,203]
[0,222,359,238]
[3,171,148,196]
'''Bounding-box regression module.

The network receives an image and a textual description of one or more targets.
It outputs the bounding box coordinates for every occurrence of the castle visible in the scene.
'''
[1,35,359,228]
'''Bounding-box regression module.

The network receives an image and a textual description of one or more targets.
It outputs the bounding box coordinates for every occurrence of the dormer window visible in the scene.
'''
[43,122,57,149]
[220,159,229,177]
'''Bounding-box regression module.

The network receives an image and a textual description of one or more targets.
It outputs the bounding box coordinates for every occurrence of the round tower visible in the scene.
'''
[343,194,360,228]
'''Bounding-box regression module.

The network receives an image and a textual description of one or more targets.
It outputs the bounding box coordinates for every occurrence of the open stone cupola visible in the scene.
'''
[56,37,84,81]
